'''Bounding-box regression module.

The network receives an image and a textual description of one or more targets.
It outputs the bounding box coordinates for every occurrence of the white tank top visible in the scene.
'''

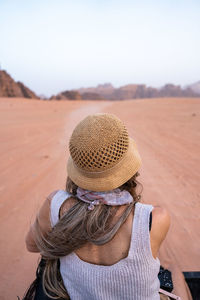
[50,190,160,300]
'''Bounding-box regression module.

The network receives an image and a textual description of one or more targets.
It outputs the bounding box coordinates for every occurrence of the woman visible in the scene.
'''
[26,113,171,300]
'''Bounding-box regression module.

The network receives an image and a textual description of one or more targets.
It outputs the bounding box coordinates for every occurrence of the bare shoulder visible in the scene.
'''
[37,190,60,220]
[151,206,171,245]
[25,190,60,252]
[46,190,60,204]
[45,189,76,218]
[36,190,60,227]
[152,206,170,223]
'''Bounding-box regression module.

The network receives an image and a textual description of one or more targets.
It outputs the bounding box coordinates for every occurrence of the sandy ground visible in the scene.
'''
[0,97,199,299]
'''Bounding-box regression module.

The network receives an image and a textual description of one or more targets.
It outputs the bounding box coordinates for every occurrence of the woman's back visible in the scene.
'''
[74,206,134,266]
[58,191,135,266]
[56,191,168,267]
[50,190,161,300]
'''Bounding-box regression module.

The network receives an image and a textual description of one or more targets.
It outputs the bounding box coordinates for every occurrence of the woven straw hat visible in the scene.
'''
[67,113,142,191]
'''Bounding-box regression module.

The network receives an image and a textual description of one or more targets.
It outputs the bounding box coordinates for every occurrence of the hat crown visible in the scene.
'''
[69,113,129,172]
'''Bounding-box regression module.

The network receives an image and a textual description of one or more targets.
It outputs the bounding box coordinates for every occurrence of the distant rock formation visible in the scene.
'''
[158,84,196,97]
[81,92,105,100]
[74,83,198,100]
[74,82,199,100]
[78,83,115,100]
[187,81,200,95]
[2,69,198,101]
[113,84,158,100]
[17,81,38,99]
[0,70,38,99]
[50,90,81,100]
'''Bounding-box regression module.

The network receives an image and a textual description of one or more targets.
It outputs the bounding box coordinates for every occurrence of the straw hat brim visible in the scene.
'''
[67,137,142,192]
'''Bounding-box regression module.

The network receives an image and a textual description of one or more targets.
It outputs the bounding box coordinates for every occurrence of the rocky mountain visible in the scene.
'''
[187,81,200,95]
[51,82,199,100]
[81,92,105,100]
[74,83,199,100]
[0,70,38,99]
[50,90,82,100]
[17,81,39,99]
[1,69,199,101]
[158,84,197,97]
[78,83,115,99]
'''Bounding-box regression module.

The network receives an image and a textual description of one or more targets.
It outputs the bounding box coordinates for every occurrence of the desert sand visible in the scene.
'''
[0,97,199,299]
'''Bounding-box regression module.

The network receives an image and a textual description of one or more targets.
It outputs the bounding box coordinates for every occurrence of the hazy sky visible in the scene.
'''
[0,0,200,97]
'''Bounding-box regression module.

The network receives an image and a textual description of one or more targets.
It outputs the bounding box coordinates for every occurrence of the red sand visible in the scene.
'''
[0,97,199,299]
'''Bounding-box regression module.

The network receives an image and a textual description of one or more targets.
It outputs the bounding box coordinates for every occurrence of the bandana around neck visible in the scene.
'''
[76,187,133,210]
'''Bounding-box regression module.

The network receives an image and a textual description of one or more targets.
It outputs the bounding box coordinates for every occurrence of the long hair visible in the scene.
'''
[33,171,143,299]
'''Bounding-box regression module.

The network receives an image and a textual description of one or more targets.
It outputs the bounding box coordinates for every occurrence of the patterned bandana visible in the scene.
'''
[76,187,133,210]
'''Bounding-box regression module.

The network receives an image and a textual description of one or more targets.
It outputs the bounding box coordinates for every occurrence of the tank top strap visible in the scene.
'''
[128,202,154,261]
[50,190,72,227]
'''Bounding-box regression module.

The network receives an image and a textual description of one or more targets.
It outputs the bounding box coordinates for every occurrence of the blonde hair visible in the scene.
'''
[34,172,143,299]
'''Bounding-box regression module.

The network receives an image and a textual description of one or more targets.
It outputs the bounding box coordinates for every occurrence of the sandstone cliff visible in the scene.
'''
[187,81,200,95]
[0,70,38,99]
[50,90,82,100]
[74,82,199,100]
